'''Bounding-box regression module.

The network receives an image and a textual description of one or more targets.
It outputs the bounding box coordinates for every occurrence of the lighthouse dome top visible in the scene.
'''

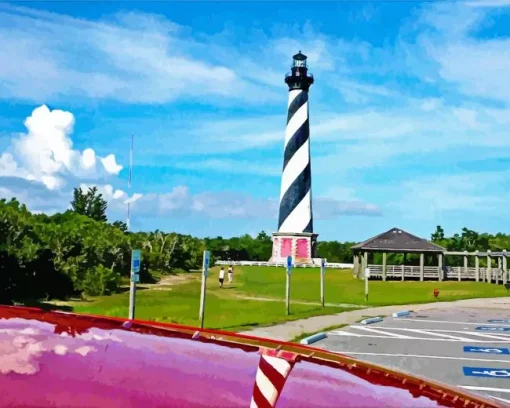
[292,51,308,68]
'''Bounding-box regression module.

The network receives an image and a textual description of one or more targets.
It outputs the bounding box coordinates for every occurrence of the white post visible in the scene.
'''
[320,258,325,307]
[365,267,370,302]
[129,249,141,320]
[128,281,136,320]
[199,250,210,329]
[286,256,292,315]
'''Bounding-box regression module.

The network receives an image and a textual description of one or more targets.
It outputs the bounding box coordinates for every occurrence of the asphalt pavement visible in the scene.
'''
[313,308,510,406]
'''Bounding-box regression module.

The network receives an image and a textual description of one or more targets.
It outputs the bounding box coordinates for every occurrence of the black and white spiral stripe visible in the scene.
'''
[277,89,313,234]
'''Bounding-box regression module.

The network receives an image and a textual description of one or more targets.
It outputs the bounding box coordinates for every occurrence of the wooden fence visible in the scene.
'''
[214,260,354,269]
[367,264,508,283]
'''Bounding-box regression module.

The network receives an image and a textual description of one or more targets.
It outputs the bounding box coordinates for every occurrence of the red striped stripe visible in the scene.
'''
[259,356,286,392]
[252,382,273,408]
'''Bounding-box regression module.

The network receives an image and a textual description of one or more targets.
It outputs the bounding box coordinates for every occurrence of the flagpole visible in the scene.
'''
[128,134,137,320]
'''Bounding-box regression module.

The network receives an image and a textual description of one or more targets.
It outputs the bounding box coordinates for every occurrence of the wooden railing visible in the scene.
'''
[215,260,354,269]
[367,264,507,282]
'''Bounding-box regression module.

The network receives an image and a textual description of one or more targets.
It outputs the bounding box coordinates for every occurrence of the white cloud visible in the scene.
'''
[1,105,122,190]
[0,5,281,105]
[389,171,510,220]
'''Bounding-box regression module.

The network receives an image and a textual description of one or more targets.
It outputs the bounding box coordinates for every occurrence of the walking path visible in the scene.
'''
[238,297,510,341]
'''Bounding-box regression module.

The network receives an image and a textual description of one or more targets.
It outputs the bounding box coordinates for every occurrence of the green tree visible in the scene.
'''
[71,186,108,222]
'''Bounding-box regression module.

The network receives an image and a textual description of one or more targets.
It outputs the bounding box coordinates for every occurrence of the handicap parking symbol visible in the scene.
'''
[464,346,510,355]
[475,326,510,332]
[463,367,510,378]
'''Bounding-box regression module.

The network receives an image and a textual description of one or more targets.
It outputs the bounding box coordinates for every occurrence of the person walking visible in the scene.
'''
[228,265,233,283]
[219,267,225,288]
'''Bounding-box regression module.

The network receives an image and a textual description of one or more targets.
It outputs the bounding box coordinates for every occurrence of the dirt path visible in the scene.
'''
[137,274,199,290]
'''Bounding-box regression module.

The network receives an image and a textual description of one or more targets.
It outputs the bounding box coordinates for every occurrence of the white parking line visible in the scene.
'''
[333,351,510,363]
[490,396,510,405]
[353,326,510,341]
[459,385,510,394]
[397,318,510,327]
[328,330,510,343]
[348,326,413,339]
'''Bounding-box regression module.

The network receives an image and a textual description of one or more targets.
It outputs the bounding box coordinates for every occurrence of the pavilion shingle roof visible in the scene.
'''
[351,227,446,253]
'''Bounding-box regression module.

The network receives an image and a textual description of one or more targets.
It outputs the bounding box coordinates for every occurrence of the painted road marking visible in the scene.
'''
[370,327,477,341]
[491,396,510,405]
[489,320,510,324]
[333,351,510,363]
[395,318,510,326]
[463,332,510,341]
[476,326,510,332]
[464,346,510,355]
[463,367,510,378]
[348,326,413,339]
[349,326,510,341]
[328,331,509,343]
[459,385,510,394]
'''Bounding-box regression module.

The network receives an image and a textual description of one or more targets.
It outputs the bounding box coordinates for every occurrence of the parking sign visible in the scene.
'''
[131,250,141,273]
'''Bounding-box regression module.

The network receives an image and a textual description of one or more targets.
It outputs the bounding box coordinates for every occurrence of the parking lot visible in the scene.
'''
[313,308,510,406]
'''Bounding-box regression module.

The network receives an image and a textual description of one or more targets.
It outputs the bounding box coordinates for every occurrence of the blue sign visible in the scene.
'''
[464,346,509,355]
[321,258,326,267]
[287,256,292,275]
[131,250,141,273]
[131,274,140,283]
[463,367,510,378]
[476,326,510,332]
[203,251,210,269]
[489,319,510,324]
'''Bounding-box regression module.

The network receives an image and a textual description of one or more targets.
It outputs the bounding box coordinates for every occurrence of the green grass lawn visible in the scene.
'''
[65,266,509,332]
[232,266,510,306]
[71,277,349,332]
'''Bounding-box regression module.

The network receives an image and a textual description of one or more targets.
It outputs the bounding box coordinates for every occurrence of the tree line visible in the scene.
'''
[1,187,509,304]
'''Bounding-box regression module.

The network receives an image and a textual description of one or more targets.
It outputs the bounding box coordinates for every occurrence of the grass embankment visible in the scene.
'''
[61,266,508,332]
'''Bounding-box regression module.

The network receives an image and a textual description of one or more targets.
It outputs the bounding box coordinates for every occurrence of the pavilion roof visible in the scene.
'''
[352,227,446,253]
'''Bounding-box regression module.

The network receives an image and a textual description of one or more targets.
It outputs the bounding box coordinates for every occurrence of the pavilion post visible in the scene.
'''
[438,253,443,282]
[382,252,387,281]
[362,251,368,280]
[503,250,508,284]
[487,251,492,283]
[497,256,502,284]
[462,251,467,282]
[474,252,479,282]
[353,253,360,278]
[419,253,424,281]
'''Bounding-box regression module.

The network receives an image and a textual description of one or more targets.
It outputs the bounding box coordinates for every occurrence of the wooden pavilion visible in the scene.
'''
[352,227,446,281]
[351,227,508,283]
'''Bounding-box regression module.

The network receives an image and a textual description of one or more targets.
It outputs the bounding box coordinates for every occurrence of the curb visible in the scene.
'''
[392,310,411,318]
[360,317,383,325]
[299,332,327,345]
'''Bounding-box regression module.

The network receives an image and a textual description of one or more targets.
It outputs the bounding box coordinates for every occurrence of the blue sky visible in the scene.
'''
[1,0,510,242]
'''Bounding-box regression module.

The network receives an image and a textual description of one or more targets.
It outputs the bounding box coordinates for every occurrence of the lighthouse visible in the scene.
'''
[270,51,318,265]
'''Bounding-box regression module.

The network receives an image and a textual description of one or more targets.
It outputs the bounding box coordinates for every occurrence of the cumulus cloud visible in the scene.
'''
[0,105,122,190]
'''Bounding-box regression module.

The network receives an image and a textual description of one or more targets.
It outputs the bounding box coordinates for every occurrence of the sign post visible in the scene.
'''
[364,267,370,302]
[129,249,141,320]
[199,250,210,329]
[286,256,292,316]
[320,259,326,307]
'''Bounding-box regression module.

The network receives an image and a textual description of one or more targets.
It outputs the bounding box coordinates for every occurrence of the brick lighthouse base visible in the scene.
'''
[269,232,319,265]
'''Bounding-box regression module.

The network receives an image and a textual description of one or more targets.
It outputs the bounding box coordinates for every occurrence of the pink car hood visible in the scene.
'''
[0,305,502,408]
